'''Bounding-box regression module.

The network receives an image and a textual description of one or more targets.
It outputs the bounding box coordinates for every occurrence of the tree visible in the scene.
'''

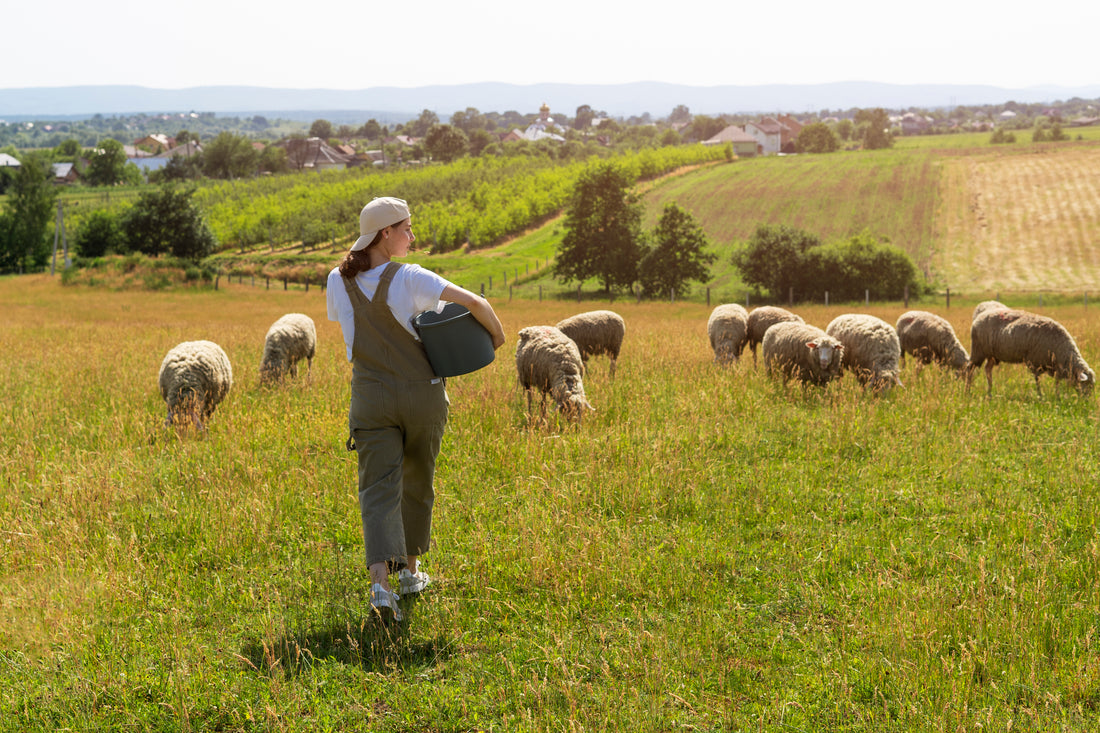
[731,224,822,300]
[802,231,919,301]
[668,105,692,124]
[835,118,854,141]
[555,161,644,294]
[407,109,439,137]
[73,209,123,257]
[258,145,289,174]
[467,128,495,156]
[858,108,893,150]
[0,151,58,273]
[574,104,595,130]
[121,184,217,261]
[84,138,130,186]
[638,203,716,298]
[309,119,333,139]
[202,131,258,179]
[359,118,383,140]
[450,107,486,134]
[795,122,840,153]
[687,115,726,142]
[424,124,468,163]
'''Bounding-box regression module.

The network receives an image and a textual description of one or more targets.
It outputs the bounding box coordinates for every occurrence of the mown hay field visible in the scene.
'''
[4,274,1100,731]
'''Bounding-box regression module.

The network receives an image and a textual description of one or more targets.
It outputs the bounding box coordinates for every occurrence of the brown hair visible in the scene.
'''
[336,230,385,278]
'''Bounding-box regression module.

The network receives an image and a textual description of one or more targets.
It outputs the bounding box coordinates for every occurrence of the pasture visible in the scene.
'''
[3,275,1100,731]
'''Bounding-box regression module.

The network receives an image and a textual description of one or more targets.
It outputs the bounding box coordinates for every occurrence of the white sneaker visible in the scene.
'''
[398,568,432,595]
[370,583,402,622]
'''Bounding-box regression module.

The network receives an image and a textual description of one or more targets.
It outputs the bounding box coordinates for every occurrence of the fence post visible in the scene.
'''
[283,278,288,290]
[266,277,270,290]
[577,285,581,302]
[670,288,675,303]
[904,285,909,309]
[825,291,829,306]
[865,289,869,305]
[509,284,513,301]
[489,275,493,290]
[706,287,710,307]
[481,283,485,296]
[539,285,542,302]
[788,287,793,306]
[946,287,951,308]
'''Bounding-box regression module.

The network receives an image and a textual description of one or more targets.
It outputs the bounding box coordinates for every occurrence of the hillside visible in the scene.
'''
[6,81,1100,120]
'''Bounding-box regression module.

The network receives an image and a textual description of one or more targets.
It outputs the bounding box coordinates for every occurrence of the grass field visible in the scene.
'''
[4,274,1100,731]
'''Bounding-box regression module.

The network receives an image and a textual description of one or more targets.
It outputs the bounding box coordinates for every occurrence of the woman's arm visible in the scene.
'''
[441,284,506,350]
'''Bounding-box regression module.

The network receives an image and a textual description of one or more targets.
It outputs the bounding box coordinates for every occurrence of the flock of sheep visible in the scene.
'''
[157,313,316,428]
[156,298,1095,429]
[707,300,1095,397]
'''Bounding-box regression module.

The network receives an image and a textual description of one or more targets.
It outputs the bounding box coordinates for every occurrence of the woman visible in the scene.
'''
[326,197,505,621]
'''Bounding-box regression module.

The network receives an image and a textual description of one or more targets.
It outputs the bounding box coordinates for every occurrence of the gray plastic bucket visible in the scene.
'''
[413,302,495,377]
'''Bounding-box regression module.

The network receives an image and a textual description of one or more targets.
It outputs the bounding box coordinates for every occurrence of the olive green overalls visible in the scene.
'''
[343,262,449,573]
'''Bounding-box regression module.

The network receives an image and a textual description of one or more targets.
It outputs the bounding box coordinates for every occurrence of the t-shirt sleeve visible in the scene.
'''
[402,264,452,313]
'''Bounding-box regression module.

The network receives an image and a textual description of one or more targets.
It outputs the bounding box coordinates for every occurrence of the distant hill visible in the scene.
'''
[3,81,1100,121]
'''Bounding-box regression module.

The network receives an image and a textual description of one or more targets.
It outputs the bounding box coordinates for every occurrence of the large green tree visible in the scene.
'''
[555,161,643,294]
[424,124,468,163]
[638,203,716,298]
[202,131,258,179]
[731,224,822,301]
[84,138,131,186]
[121,185,217,261]
[0,151,58,273]
[795,122,840,153]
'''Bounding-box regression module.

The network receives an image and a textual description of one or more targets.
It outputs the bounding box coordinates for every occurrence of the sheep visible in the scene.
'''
[746,306,804,367]
[259,313,316,384]
[761,321,845,388]
[973,300,1008,322]
[707,303,749,365]
[826,314,903,394]
[895,310,969,375]
[967,308,1094,397]
[555,310,625,380]
[515,326,594,422]
[158,340,233,428]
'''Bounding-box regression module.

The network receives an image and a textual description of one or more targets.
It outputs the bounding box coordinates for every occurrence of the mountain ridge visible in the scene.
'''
[3,81,1099,121]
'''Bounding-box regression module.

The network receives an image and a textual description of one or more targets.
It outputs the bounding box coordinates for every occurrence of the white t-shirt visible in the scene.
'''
[326,262,451,362]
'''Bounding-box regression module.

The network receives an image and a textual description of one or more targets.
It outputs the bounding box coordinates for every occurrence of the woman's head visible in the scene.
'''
[339,196,414,277]
[351,197,411,252]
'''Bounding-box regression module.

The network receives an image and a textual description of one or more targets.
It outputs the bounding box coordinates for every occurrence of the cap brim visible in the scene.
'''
[350,231,379,252]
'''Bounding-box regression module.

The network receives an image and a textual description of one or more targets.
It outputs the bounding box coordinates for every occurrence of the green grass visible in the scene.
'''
[4,276,1100,731]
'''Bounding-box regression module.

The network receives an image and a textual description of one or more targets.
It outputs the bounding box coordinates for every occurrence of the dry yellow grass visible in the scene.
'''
[936,144,1100,294]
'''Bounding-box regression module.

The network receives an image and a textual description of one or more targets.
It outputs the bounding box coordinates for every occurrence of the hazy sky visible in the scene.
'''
[5,0,1098,90]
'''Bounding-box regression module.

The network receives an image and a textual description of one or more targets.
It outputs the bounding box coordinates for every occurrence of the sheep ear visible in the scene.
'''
[1079,371,1090,382]
[806,341,817,349]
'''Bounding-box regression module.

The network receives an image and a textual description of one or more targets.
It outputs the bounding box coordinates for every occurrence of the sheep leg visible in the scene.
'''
[984,361,995,397]
[609,357,617,382]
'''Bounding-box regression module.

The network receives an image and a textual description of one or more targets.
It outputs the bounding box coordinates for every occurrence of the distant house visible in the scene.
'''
[51,162,80,184]
[744,119,785,155]
[278,137,353,171]
[775,115,803,151]
[134,134,172,154]
[702,125,759,157]
[0,153,19,168]
[899,112,933,135]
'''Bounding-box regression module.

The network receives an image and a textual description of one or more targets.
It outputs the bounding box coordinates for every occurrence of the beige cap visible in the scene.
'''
[350,197,411,252]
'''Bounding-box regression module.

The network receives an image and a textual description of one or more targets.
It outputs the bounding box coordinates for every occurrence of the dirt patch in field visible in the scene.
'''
[936,144,1100,294]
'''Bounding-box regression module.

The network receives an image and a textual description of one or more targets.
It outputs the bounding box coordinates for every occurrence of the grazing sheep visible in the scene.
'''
[973,300,1008,322]
[746,306,804,367]
[259,313,316,384]
[895,310,969,375]
[707,303,749,365]
[967,308,1094,397]
[761,321,845,388]
[515,326,594,421]
[555,310,626,380]
[158,340,233,428]
[826,314,903,394]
